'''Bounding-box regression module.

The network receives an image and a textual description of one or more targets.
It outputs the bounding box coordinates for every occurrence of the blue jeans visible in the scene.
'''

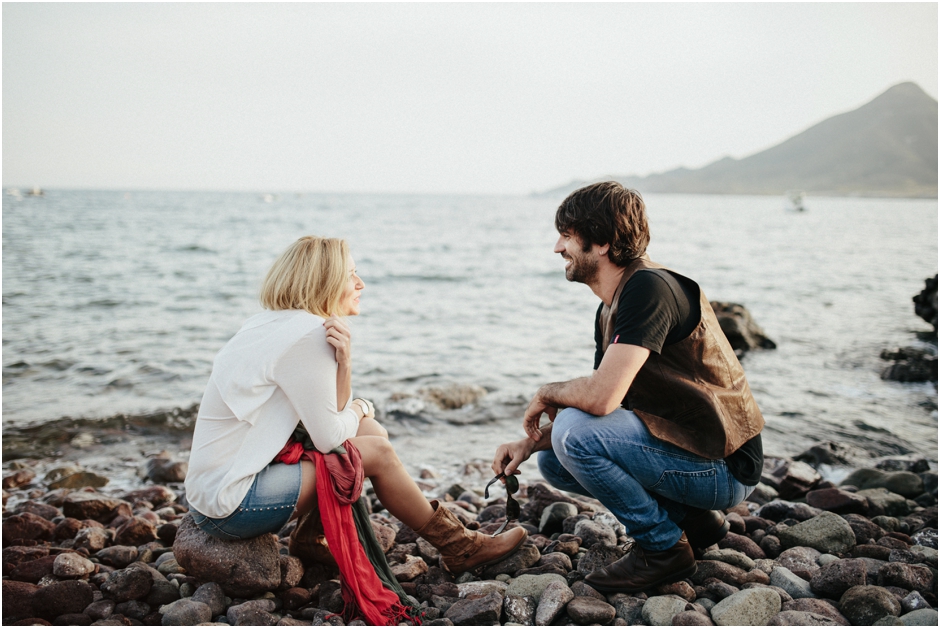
[538,407,753,551]
[190,462,302,541]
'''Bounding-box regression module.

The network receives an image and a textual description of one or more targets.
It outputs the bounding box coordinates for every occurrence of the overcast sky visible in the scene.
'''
[3,2,937,195]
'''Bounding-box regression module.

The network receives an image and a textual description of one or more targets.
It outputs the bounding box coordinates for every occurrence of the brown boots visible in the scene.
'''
[414,500,528,574]
[584,533,696,594]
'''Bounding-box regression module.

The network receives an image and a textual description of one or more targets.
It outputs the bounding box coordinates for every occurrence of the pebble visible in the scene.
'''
[533,580,573,626]
[710,588,781,626]
[642,595,689,625]
[566,596,616,624]
[770,566,816,599]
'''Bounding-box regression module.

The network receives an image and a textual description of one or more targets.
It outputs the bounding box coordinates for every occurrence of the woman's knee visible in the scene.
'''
[357,417,388,439]
[355,436,401,475]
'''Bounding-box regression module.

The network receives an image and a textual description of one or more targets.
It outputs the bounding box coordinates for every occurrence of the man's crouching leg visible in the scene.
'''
[543,407,735,593]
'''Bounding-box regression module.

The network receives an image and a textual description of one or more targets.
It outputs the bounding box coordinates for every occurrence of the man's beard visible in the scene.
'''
[565,251,598,284]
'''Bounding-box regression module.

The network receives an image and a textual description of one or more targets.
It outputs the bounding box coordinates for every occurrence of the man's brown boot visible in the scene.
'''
[414,500,528,575]
[584,533,696,594]
[680,509,730,554]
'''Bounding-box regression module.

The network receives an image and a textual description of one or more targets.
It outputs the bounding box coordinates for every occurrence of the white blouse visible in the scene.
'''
[185,309,360,518]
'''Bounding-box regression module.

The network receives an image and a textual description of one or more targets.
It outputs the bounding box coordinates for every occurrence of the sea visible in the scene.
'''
[2,189,937,486]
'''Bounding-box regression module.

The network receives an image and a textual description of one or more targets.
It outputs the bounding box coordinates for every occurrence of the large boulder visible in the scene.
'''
[912,274,937,331]
[778,512,856,554]
[173,513,282,597]
[761,459,822,499]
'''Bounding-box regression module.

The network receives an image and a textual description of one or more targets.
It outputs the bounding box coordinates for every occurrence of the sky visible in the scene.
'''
[3,2,937,195]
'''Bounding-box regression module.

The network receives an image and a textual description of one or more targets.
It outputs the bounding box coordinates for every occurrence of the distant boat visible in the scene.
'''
[27,187,44,197]
[5,188,23,199]
[785,190,806,212]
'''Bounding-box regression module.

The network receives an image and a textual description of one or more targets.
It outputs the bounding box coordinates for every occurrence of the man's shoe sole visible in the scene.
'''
[585,563,698,594]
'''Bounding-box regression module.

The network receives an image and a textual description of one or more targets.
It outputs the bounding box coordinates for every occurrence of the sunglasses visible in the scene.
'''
[484,472,520,537]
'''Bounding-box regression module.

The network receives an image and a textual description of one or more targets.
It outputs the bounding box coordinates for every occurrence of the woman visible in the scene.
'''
[185,235,526,578]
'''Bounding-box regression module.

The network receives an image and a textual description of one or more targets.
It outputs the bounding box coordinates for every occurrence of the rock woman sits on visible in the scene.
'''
[184,236,526,618]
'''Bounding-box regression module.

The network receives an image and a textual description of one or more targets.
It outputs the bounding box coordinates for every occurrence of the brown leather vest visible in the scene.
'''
[600,257,764,459]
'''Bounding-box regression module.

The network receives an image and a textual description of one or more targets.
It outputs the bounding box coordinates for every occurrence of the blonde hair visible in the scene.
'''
[260,236,349,317]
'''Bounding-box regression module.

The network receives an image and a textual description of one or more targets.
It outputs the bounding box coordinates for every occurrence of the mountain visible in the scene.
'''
[543,82,938,198]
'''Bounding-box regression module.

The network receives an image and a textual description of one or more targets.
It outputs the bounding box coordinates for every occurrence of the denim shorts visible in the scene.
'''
[190,462,302,541]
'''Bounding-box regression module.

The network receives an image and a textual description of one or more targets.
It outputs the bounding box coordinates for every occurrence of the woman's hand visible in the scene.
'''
[353,398,375,420]
[324,316,352,366]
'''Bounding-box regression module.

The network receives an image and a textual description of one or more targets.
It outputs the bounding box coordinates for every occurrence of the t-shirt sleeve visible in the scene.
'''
[593,302,604,370]
[607,270,682,355]
[274,328,360,453]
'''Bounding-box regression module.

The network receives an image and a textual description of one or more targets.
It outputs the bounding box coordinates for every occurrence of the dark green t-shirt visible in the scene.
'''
[594,269,763,486]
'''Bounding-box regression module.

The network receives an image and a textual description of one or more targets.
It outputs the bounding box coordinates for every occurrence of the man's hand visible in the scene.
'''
[522,391,558,441]
[492,438,537,477]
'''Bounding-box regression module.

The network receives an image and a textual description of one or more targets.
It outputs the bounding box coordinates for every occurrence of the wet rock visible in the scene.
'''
[482,543,540,579]
[912,274,938,330]
[443,590,502,625]
[690,560,749,586]
[573,519,617,548]
[656,580,696,602]
[96,546,139,569]
[421,384,487,410]
[534,580,574,626]
[614,596,645,624]
[567,596,616,624]
[808,558,867,598]
[100,566,153,602]
[62,493,132,523]
[878,562,935,593]
[10,555,57,583]
[52,552,96,578]
[114,516,158,546]
[709,301,777,355]
[48,471,110,490]
[145,455,188,484]
[3,468,37,489]
[756,501,821,522]
[775,546,821,580]
[795,442,872,470]
[2,580,39,621]
[710,588,781,626]
[641,594,688,625]
[505,573,567,603]
[806,488,870,515]
[718,532,766,560]
[3,512,57,544]
[881,348,938,383]
[761,459,822,499]
[768,610,842,625]
[32,579,95,620]
[540,502,579,536]
[839,585,902,626]
[778,512,856,554]
[781,598,848,624]
[159,598,212,626]
[770,566,815,599]
[120,486,177,507]
[503,594,536,625]
[173,514,281,597]
[576,544,624,576]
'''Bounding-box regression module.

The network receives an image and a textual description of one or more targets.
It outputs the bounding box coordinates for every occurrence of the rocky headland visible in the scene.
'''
[3,444,937,627]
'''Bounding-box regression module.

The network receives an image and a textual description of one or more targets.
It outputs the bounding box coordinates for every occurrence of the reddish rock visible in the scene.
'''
[656,580,696,602]
[96,546,139,568]
[719,532,766,560]
[776,547,821,581]
[32,579,95,620]
[851,543,892,561]
[690,561,749,586]
[725,513,746,535]
[100,566,153,602]
[3,512,57,545]
[279,555,304,591]
[3,469,37,489]
[53,518,87,540]
[878,562,935,593]
[762,459,822,499]
[806,488,869,515]
[809,559,867,599]
[2,580,39,621]
[62,492,132,523]
[768,610,842,625]
[119,486,177,508]
[173,514,281,597]
[281,587,313,611]
[838,585,901,625]
[10,555,57,583]
[12,500,61,520]
[781,599,849,625]
[743,516,773,533]
[370,520,397,553]
[672,609,716,625]
[2,545,50,572]
[113,516,157,546]
[841,514,885,544]
[74,527,110,553]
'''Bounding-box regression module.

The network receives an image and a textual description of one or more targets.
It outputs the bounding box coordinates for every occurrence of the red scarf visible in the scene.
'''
[276,439,414,626]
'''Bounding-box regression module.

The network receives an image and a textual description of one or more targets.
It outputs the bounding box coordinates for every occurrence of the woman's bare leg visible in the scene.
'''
[351,435,434,530]
[356,417,389,439]
[291,460,318,520]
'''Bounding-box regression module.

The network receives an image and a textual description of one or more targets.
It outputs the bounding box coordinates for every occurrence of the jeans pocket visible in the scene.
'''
[651,468,719,509]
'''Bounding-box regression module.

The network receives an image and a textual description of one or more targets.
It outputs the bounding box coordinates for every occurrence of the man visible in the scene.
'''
[492,182,764,593]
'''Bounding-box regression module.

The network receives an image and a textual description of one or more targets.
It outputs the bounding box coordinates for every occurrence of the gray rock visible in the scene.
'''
[776,546,822,580]
[505,574,567,603]
[642,595,689,626]
[877,562,935,593]
[190,582,226,617]
[444,590,502,625]
[855,488,911,517]
[573,519,618,548]
[817,553,839,567]
[173,514,281,597]
[770,566,816,599]
[503,594,536,625]
[702,548,756,571]
[900,591,931,613]
[566,596,616,625]
[482,543,540,579]
[100,566,153,603]
[839,585,902,626]
[539,502,579,535]
[768,610,841,625]
[778,512,856,554]
[53,552,96,578]
[672,609,716,625]
[841,469,925,499]
[911,529,937,550]
[534,580,574,626]
[227,599,278,626]
[145,580,181,607]
[901,609,940,626]
[160,598,212,626]
[710,588,781,626]
[614,596,646,624]
[781,599,849,625]
[577,543,624,575]
[457,580,508,601]
[593,512,627,537]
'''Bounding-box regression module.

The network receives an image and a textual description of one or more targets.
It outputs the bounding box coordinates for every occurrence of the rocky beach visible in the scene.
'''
[3,442,938,627]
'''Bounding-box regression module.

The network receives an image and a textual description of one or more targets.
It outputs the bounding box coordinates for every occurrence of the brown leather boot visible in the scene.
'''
[414,500,528,574]
[584,533,696,593]
[288,504,337,568]
[680,509,730,553]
